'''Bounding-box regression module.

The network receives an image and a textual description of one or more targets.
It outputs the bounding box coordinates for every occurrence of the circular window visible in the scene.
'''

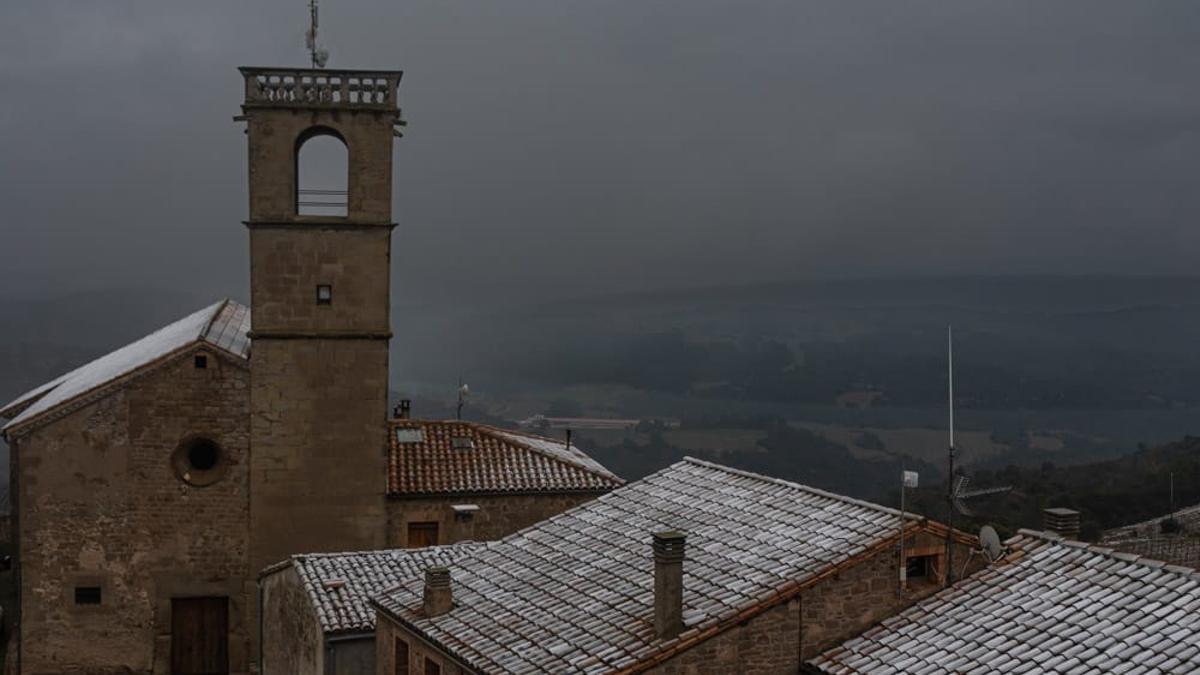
[173,436,228,487]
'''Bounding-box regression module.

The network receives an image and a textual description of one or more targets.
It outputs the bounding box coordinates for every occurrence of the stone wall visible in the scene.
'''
[652,600,800,674]
[249,337,389,576]
[386,492,602,547]
[12,347,250,674]
[260,564,323,675]
[375,614,466,675]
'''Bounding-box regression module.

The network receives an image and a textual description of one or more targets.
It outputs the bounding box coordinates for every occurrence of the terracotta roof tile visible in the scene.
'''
[388,421,622,496]
[809,529,1200,674]
[372,458,933,673]
[265,544,484,635]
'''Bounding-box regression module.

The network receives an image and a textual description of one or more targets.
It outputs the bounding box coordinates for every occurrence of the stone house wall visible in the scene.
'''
[260,565,323,675]
[386,492,603,547]
[10,346,250,675]
[376,614,467,675]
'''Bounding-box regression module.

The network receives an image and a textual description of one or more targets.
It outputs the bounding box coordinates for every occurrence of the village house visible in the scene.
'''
[260,544,481,675]
[807,529,1200,674]
[0,64,618,675]
[369,458,979,674]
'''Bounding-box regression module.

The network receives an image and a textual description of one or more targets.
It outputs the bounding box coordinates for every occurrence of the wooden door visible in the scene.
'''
[407,521,439,548]
[171,596,229,675]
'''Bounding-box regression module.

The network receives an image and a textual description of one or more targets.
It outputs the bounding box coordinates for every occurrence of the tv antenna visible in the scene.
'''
[305,0,330,68]
[951,475,1012,517]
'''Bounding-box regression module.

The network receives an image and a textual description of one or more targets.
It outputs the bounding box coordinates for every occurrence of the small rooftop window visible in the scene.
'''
[395,428,423,444]
[451,436,475,451]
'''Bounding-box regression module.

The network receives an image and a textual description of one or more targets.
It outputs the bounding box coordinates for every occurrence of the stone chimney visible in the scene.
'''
[653,531,686,640]
[423,567,452,617]
[1043,507,1081,539]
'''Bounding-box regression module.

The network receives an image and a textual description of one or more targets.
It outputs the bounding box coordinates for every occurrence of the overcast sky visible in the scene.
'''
[3,1,1200,306]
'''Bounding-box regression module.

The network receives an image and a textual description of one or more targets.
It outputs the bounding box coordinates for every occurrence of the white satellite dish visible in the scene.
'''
[979,525,1003,562]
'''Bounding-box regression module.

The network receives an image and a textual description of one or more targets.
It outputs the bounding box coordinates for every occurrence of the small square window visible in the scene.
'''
[75,586,101,605]
[316,284,333,305]
[194,355,208,369]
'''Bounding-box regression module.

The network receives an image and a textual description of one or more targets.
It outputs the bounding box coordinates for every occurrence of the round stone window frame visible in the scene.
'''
[172,435,229,487]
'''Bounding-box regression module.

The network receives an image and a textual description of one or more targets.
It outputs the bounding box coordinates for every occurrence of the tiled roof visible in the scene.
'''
[265,544,484,635]
[1106,536,1200,570]
[809,529,1200,675]
[1,299,251,433]
[372,458,945,673]
[387,421,623,496]
[1104,502,1200,543]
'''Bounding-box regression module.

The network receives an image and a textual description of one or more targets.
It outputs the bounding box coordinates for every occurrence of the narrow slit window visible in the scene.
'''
[75,586,101,605]
[317,284,333,305]
[194,354,208,369]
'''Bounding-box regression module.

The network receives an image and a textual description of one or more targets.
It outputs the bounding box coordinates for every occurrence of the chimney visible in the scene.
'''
[565,428,572,450]
[1043,507,1081,539]
[652,531,686,640]
[396,399,411,419]
[423,566,452,617]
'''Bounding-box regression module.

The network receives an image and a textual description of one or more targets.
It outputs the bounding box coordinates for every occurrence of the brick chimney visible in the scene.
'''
[423,567,452,617]
[653,531,686,640]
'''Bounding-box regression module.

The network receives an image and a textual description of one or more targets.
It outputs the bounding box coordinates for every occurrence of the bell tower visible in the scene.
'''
[238,67,403,574]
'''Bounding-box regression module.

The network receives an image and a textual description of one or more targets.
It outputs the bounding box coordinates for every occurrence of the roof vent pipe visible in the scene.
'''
[423,566,453,617]
[653,531,686,640]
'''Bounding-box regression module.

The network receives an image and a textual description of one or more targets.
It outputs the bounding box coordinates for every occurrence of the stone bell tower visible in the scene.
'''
[238,67,403,574]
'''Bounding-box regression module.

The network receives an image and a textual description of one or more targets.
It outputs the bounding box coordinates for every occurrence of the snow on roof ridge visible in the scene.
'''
[681,456,922,522]
[1012,528,1200,577]
[2,299,240,433]
[482,423,622,482]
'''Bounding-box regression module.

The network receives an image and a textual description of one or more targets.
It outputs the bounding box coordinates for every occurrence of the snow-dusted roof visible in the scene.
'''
[1,299,250,433]
[263,544,484,636]
[372,458,949,673]
[388,420,623,496]
[809,529,1200,674]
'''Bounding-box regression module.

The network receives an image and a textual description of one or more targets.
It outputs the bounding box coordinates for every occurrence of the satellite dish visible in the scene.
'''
[979,525,1003,562]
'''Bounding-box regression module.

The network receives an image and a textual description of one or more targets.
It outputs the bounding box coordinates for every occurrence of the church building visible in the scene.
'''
[0,65,619,675]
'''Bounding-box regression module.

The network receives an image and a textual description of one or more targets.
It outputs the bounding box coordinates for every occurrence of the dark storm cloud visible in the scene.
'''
[3,1,1200,305]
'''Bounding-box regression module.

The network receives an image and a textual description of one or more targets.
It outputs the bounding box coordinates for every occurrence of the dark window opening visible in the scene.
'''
[317,284,333,305]
[424,658,441,675]
[75,586,101,605]
[194,354,208,369]
[407,521,439,548]
[186,439,220,472]
[394,638,410,675]
[906,555,934,580]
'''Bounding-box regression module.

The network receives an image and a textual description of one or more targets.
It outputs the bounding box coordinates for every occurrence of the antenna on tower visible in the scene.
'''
[306,0,330,68]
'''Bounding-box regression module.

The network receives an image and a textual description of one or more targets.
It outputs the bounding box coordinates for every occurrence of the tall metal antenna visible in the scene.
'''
[945,325,956,587]
[305,0,330,68]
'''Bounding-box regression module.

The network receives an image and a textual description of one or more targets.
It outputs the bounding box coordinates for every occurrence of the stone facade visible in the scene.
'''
[244,75,399,581]
[386,492,601,547]
[9,347,250,674]
[260,565,322,675]
[376,616,466,675]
